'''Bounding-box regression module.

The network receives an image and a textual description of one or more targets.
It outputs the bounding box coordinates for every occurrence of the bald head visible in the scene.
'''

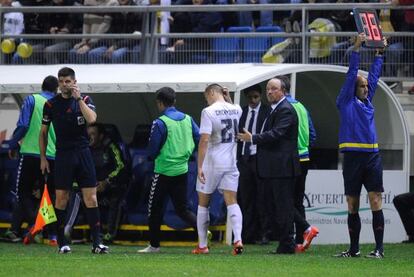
[266,78,285,104]
[355,75,368,101]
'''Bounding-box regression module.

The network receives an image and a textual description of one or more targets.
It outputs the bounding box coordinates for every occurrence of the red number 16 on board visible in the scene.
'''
[353,9,384,48]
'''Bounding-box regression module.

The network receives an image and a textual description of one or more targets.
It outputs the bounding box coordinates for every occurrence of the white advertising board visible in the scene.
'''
[306,170,407,244]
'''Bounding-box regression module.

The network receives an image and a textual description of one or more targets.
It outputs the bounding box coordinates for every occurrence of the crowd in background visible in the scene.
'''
[1,0,413,68]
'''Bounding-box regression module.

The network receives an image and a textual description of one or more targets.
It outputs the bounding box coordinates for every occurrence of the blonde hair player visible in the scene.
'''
[192,84,244,255]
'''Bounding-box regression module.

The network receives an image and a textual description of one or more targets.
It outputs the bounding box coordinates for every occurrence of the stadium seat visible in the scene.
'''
[213,37,239,63]
[191,53,209,64]
[256,25,284,45]
[244,25,283,63]
[227,26,253,33]
[219,26,252,63]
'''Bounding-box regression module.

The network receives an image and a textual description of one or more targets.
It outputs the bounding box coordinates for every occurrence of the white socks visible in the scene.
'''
[197,206,210,248]
[227,203,243,243]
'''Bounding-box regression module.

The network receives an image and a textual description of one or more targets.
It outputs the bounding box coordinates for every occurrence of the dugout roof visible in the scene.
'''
[0,63,410,181]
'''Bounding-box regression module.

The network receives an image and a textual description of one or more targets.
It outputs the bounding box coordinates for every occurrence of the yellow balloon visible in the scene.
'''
[1,39,16,54]
[17,43,33,58]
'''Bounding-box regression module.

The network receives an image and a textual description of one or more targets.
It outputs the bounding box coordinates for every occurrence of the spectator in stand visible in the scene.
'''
[170,0,192,35]
[392,0,414,31]
[43,0,83,64]
[214,0,238,31]
[101,0,143,63]
[329,0,357,32]
[340,1,403,73]
[377,0,404,76]
[262,17,337,64]
[15,0,49,64]
[236,0,273,28]
[68,0,119,64]
[157,0,171,50]
[159,0,191,63]
[168,0,223,63]
[0,0,24,64]
[286,0,336,28]
[392,0,414,76]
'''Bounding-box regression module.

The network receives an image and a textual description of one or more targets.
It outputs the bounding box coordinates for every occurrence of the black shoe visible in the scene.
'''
[365,250,384,259]
[1,230,22,243]
[92,244,109,254]
[334,250,360,258]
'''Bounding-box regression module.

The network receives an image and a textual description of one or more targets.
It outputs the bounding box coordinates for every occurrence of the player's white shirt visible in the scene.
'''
[199,101,242,171]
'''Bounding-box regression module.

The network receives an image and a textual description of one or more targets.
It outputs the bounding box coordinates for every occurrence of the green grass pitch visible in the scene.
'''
[1,242,414,276]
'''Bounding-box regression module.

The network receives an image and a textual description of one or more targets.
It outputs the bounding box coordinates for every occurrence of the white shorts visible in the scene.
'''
[196,169,240,194]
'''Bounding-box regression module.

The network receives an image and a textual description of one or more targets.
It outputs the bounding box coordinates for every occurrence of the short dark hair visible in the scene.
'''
[275,75,291,93]
[205,83,223,95]
[244,84,262,95]
[156,87,176,107]
[41,75,58,93]
[58,67,75,79]
[88,122,106,136]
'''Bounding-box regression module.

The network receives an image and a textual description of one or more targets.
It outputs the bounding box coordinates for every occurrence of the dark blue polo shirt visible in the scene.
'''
[42,94,96,151]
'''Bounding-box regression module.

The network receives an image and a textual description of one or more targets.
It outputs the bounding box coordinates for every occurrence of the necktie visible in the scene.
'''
[243,110,255,156]
[260,107,275,133]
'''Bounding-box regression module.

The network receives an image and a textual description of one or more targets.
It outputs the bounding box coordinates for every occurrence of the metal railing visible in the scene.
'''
[1,3,413,81]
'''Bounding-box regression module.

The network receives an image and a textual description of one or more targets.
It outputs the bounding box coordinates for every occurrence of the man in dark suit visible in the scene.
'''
[238,77,300,254]
[237,84,271,245]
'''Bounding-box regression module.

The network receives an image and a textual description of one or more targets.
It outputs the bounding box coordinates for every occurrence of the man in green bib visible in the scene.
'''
[138,87,199,253]
[0,76,58,244]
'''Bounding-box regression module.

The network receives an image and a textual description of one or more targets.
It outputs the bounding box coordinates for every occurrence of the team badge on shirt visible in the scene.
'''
[77,116,85,125]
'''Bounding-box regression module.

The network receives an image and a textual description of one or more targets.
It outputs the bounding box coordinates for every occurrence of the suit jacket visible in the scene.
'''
[237,103,271,159]
[252,98,301,179]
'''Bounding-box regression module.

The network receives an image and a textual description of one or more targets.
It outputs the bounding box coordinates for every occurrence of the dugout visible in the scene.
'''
[0,63,410,243]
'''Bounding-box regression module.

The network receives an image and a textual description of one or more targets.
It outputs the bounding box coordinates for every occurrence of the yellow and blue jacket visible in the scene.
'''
[336,51,383,152]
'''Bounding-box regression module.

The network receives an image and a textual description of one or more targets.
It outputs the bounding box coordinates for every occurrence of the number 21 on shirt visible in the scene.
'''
[221,119,238,143]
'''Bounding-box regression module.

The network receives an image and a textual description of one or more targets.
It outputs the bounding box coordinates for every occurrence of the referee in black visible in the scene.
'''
[39,67,108,254]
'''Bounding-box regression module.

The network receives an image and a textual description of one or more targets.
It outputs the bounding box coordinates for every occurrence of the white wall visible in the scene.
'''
[306,170,407,244]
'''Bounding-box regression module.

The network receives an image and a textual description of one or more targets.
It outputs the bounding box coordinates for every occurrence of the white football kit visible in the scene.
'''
[197,101,242,194]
